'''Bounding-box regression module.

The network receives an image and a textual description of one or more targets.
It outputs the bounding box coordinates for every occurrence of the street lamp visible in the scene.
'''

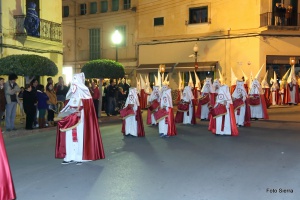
[193,43,199,71]
[289,57,295,66]
[111,30,122,62]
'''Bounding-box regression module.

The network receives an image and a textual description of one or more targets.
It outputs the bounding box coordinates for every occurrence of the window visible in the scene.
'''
[115,26,126,47]
[189,6,208,24]
[90,2,97,14]
[80,3,87,15]
[124,0,131,10]
[100,1,108,13]
[63,6,69,17]
[112,0,119,11]
[154,17,164,26]
[89,29,101,60]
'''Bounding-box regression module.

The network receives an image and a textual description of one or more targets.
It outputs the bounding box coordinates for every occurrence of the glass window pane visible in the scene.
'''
[101,1,108,13]
[89,29,101,60]
[63,6,69,17]
[154,17,164,26]
[189,6,208,24]
[80,3,87,15]
[112,0,119,11]
[90,2,97,14]
[124,0,131,10]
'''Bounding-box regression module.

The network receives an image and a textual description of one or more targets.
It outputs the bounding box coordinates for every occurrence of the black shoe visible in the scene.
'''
[76,162,83,166]
[61,160,75,165]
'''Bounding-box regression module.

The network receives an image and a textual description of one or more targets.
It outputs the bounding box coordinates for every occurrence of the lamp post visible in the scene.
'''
[111,30,122,62]
[289,57,295,66]
[159,64,165,86]
[193,43,199,71]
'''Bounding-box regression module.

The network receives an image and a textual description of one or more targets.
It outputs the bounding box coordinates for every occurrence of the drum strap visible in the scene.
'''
[221,115,225,131]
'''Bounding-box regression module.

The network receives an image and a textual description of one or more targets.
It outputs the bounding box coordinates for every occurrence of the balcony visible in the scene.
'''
[14,15,62,43]
[260,12,300,30]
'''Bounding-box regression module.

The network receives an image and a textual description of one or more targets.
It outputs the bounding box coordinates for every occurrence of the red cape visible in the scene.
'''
[167,108,177,136]
[140,89,149,109]
[209,104,239,136]
[284,83,299,104]
[175,100,196,124]
[55,99,105,160]
[122,106,145,137]
[259,94,269,120]
[0,129,16,200]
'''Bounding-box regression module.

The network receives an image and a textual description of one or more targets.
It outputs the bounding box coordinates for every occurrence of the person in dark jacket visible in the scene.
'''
[0,78,6,126]
[36,84,49,128]
[23,84,37,130]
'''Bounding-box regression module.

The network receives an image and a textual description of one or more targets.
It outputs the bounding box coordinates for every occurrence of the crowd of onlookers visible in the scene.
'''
[0,74,69,132]
[0,74,131,132]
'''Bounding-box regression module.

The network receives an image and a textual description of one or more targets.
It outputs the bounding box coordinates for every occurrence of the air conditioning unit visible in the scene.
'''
[131,6,136,12]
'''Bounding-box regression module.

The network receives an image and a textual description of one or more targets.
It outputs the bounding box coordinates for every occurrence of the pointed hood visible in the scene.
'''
[270,71,277,84]
[261,70,269,88]
[240,68,249,84]
[139,74,146,89]
[154,75,158,86]
[254,64,265,80]
[194,70,201,89]
[157,69,162,88]
[188,71,193,87]
[218,69,224,84]
[287,65,296,84]
[178,71,183,90]
[163,74,169,85]
[282,68,291,81]
[231,68,237,86]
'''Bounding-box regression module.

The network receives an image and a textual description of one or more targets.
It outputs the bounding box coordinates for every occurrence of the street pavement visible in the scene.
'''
[3,105,300,200]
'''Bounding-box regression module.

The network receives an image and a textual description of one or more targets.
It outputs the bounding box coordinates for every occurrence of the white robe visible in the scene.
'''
[64,98,87,162]
[183,102,193,124]
[215,105,231,135]
[250,101,264,119]
[288,85,296,104]
[234,105,245,126]
[158,117,168,136]
[125,107,138,136]
[201,104,209,120]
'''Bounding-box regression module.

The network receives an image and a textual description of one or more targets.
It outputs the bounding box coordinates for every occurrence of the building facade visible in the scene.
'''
[62,0,137,84]
[136,0,300,88]
[62,0,300,89]
[0,0,63,86]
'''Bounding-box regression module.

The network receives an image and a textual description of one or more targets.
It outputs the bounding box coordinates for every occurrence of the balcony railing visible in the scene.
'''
[14,15,62,42]
[260,12,300,27]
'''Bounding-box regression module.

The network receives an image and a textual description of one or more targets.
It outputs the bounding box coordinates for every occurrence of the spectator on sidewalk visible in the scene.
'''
[91,82,100,118]
[46,83,57,126]
[18,86,25,124]
[106,79,118,116]
[23,84,37,130]
[4,73,20,132]
[0,78,6,126]
[36,84,49,128]
[30,78,39,127]
[54,76,68,112]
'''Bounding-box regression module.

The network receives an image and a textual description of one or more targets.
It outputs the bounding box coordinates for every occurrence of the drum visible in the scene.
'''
[198,94,210,105]
[233,98,244,110]
[177,102,189,112]
[119,105,135,119]
[149,99,160,112]
[210,104,227,118]
[154,108,168,122]
[249,94,260,106]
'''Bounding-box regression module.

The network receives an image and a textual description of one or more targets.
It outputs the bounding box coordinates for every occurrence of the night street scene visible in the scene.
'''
[1,0,300,200]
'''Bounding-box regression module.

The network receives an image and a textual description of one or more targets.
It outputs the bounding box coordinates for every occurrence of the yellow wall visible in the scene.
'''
[1,0,63,87]
[62,0,138,82]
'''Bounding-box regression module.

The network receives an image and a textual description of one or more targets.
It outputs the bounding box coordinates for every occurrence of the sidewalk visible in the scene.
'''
[2,111,121,139]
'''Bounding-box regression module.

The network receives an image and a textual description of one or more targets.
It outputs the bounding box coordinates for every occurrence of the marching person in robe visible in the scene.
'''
[261,70,271,106]
[232,80,251,127]
[121,88,145,137]
[248,66,269,120]
[157,88,177,137]
[55,73,105,165]
[175,86,196,125]
[146,86,161,125]
[270,72,280,105]
[196,77,215,120]
[284,65,299,105]
[0,129,16,200]
[209,85,238,136]
[280,69,290,105]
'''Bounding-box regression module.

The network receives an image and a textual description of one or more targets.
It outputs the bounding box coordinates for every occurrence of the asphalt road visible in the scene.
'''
[4,105,300,200]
